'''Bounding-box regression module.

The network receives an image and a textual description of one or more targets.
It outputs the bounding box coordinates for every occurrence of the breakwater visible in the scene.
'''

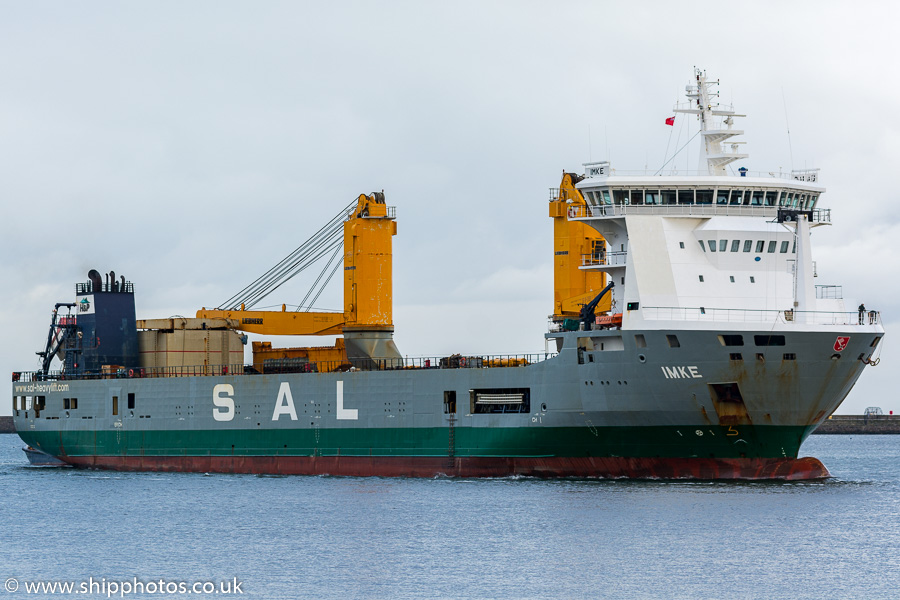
[813,415,900,434]
[0,416,14,433]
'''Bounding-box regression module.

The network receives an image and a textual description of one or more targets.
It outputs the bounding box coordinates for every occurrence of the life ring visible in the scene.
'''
[459,357,467,368]
[128,369,134,378]
[568,206,577,218]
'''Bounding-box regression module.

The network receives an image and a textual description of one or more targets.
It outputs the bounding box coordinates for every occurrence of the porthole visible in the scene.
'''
[638,354,646,363]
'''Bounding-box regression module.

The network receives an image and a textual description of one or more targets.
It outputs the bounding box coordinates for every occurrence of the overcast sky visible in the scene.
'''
[2,1,897,416]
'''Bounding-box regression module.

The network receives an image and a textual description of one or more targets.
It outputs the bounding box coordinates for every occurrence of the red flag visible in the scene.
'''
[665,116,675,126]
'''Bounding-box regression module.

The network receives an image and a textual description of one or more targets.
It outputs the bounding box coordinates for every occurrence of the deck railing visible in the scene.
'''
[641,306,880,326]
[12,353,557,383]
[581,251,627,267]
[567,203,831,223]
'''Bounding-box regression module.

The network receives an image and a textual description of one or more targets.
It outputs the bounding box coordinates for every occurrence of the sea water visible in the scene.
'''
[0,434,898,600]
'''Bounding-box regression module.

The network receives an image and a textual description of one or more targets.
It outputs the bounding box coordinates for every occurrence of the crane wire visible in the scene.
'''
[298,240,343,311]
[217,198,356,309]
[220,213,346,308]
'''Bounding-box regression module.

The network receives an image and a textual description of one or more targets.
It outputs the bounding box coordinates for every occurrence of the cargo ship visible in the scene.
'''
[11,70,885,479]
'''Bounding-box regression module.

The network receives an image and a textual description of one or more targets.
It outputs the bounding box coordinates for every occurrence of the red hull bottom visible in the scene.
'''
[61,455,830,480]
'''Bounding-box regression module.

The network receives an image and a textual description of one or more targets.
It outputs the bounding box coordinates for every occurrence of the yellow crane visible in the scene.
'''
[197,192,400,370]
[549,172,610,324]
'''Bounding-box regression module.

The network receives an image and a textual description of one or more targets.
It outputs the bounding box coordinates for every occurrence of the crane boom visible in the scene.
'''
[195,192,396,340]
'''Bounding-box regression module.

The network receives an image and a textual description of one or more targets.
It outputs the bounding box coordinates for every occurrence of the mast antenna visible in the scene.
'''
[781,86,794,171]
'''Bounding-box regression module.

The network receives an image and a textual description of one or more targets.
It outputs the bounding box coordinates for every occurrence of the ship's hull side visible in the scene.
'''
[13,328,876,480]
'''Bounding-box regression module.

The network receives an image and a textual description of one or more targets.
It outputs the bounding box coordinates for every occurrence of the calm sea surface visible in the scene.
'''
[0,434,898,600]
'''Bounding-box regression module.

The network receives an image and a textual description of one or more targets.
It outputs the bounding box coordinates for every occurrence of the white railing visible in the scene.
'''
[568,203,831,223]
[641,306,878,326]
[583,168,819,180]
[581,251,627,267]
[816,285,843,300]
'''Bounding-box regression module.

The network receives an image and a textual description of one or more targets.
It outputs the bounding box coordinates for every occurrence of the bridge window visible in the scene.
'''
[645,190,659,205]
[782,192,793,206]
[808,194,818,209]
[631,190,644,205]
[601,189,612,205]
[716,189,730,205]
[751,191,764,206]
[731,240,740,252]
[696,190,713,205]
[765,191,778,206]
[678,190,694,204]
[743,240,752,252]
[780,241,790,253]
[613,189,629,205]
[662,190,677,204]
[730,190,747,205]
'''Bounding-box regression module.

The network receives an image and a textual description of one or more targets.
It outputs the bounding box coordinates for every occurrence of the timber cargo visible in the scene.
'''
[11,69,885,479]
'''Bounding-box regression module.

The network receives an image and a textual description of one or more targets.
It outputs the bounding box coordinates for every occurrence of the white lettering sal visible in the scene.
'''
[212,384,235,421]
[336,381,358,420]
[272,382,298,421]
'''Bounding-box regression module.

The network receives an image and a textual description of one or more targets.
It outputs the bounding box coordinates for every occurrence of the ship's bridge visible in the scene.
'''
[570,166,829,223]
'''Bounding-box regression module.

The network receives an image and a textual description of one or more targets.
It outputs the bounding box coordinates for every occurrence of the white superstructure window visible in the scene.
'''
[699,240,706,252]
[743,240,752,252]
[756,241,765,253]
[718,240,727,252]
[730,190,746,205]
[767,241,777,253]
[731,240,740,252]
[708,240,717,252]
[750,277,756,283]
[780,241,790,253]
